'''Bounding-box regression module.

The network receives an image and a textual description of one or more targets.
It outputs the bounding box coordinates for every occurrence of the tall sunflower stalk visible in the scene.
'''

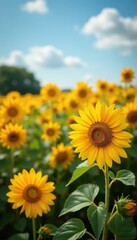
[54,101,134,240]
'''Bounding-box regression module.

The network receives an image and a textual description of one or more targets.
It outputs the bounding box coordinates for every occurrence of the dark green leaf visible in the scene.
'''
[0,212,15,231]
[109,214,137,240]
[60,184,99,216]
[7,233,29,240]
[53,218,86,240]
[14,217,27,232]
[87,202,106,240]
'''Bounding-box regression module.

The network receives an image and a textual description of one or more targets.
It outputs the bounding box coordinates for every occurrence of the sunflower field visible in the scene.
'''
[0,67,137,240]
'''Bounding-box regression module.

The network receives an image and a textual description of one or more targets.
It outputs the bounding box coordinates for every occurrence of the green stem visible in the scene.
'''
[32,218,37,240]
[107,211,118,226]
[102,164,110,240]
[86,230,96,240]
[10,148,15,176]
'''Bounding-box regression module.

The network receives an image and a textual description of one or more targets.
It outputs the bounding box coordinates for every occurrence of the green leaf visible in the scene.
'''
[109,170,115,179]
[7,233,29,240]
[53,218,86,240]
[0,212,15,231]
[109,214,137,240]
[14,217,27,232]
[67,161,96,186]
[116,170,135,186]
[87,202,106,240]
[60,184,99,216]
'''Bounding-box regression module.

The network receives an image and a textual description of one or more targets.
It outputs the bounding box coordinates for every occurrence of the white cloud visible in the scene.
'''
[83,74,93,82]
[0,45,86,69]
[64,56,86,67]
[82,8,137,54]
[21,0,48,14]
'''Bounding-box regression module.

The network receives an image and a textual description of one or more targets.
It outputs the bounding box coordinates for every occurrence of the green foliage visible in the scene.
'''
[0,65,40,94]
[53,218,86,240]
[7,233,29,240]
[87,202,107,240]
[67,161,96,186]
[109,169,135,186]
[60,184,99,216]
[109,214,137,240]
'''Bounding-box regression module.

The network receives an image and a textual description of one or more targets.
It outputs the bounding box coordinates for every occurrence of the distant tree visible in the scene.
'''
[0,65,41,95]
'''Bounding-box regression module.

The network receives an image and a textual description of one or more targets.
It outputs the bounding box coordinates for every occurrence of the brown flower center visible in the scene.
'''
[78,89,87,98]
[100,83,107,90]
[56,151,68,163]
[124,73,130,79]
[48,88,56,97]
[23,184,41,203]
[46,128,55,136]
[7,107,18,117]
[70,100,78,108]
[127,111,137,123]
[8,132,19,142]
[88,122,112,147]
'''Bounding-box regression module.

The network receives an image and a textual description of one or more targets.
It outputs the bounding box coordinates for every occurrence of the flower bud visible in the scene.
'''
[116,197,137,217]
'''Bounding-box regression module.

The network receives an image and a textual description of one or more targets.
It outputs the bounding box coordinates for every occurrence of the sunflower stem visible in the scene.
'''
[10,148,15,176]
[32,218,37,240]
[102,164,110,240]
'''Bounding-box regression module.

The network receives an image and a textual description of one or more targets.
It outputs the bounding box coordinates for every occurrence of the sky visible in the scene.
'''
[0,0,137,90]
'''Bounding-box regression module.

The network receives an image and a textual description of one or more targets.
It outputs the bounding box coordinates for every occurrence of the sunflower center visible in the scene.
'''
[126,94,134,101]
[70,100,78,108]
[48,89,56,97]
[56,151,68,163]
[7,107,18,117]
[78,89,87,98]
[124,73,130,79]
[23,184,41,203]
[100,84,107,90]
[8,132,19,142]
[46,128,55,136]
[88,122,112,147]
[127,111,137,123]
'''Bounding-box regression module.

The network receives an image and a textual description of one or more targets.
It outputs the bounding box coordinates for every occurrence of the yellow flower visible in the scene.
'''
[0,97,25,123]
[40,83,61,102]
[66,93,81,113]
[69,101,133,168]
[121,67,135,83]
[49,143,74,169]
[73,81,92,102]
[7,168,56,218]
[122,101,137,128]
[42,121,61,142]
[6,91,21,99]
[0,123,27,149]
[96,79,109,92]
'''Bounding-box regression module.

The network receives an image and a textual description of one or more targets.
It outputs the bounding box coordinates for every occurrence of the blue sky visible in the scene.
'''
[0,0,137,89]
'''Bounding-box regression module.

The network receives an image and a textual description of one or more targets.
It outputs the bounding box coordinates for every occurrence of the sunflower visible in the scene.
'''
[7,168,56,218]
[0,123,27,149]
[96,79,109,93]
[121,67,135,83]
[122,101,137,128]
[73,81,92,102]
[66,93,81,113]
[37,109,52,126]
[42,121,61,142]
[69,101,133,168]
[6,91,21,99]
[0,97,25,123]
[40,83,61,102]
[49,143,74,169]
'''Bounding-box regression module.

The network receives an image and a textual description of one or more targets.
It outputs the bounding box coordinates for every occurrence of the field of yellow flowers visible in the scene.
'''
[0,67,137,240]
